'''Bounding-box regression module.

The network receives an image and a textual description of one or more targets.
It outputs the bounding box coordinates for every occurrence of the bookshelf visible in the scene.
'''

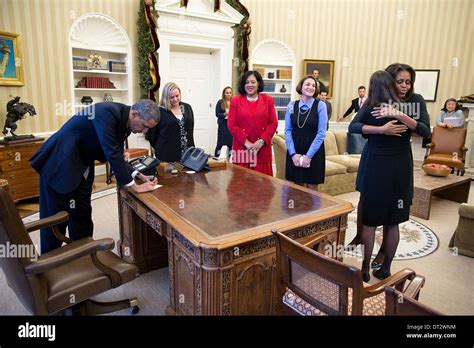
[68,13,146,169]
[251,39,296,133]
[68,13,133,112]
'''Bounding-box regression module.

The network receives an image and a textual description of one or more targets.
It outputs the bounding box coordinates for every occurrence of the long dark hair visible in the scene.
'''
[441,98,462,112]
[365,70,400,108]
[220,86,233,109]
[237,70,264,95]
[385,63,416,99]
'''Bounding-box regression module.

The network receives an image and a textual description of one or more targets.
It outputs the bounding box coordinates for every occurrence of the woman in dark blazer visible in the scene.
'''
[146,82,195,162]
[228,70,278,176]
[214,86,233,157]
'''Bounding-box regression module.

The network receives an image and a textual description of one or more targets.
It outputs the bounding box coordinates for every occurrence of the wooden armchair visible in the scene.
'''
[385,286,442,315]
[424,126,468,176]
[272,229,426,316]
[0,184,140,315]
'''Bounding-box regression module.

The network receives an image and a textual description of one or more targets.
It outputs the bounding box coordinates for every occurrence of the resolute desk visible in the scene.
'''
[118,164,352,315]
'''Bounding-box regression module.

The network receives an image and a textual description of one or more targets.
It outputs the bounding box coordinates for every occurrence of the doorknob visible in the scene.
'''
[209,103,212,107]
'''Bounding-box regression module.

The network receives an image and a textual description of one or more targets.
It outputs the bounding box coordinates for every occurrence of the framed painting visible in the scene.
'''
[414,69,440,102]
[0,31,25,86]
[303,59,335,98]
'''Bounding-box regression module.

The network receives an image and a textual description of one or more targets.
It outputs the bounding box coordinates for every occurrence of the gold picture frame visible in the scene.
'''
[0,31,25,86]
[303,59,335,98]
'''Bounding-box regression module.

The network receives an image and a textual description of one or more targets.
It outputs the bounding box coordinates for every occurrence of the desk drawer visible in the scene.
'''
[1,159,34,172]
[0,145,40,161]
[0,168,39,185]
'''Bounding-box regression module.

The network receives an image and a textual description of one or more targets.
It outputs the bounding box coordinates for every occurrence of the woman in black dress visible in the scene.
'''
[347,64,431,280]
[146,82,195,162]
[214,86,233,157]
[284,75,327,191]
[349,70,430,282]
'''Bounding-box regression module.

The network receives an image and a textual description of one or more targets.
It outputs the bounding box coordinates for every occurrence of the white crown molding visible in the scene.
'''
[69,12,130,53]
[156,0,243,25]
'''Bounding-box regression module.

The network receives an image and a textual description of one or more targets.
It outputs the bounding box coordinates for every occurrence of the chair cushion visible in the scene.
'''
[283,288,386,316]
[424,154,464,169]
[324,131,339,156]
[332,130,348,155]
[326,155,359,173]
[325,160,347,176]
[45,246,138,314]
[347,133,367,154]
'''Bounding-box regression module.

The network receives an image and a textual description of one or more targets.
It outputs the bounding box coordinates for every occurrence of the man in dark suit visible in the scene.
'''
[318,91,332,130]
[342,86,366,118]
[312,68,328,95]
[30,100,160,253]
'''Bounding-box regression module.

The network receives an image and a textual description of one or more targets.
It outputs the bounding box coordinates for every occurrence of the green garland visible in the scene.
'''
[226,0,249,77]
[136,0,158,99]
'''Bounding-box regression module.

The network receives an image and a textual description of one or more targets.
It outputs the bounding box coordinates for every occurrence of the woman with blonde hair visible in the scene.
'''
[147,82,195,162]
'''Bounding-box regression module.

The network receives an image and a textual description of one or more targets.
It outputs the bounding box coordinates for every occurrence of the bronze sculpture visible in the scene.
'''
[2,96,36,137]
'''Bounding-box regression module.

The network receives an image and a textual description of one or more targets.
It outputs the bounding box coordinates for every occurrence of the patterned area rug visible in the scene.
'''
[344,209,439,260]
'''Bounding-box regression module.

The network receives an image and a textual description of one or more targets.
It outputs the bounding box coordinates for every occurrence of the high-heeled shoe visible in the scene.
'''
[372,268,391,280]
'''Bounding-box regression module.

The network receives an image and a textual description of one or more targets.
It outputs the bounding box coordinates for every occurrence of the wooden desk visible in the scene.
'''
[117,164,352,315]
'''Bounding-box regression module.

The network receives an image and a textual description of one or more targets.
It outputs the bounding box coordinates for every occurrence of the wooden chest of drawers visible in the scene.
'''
[0,141,43,202]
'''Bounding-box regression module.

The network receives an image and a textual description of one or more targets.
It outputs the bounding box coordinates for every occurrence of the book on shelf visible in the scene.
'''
[263,82,275,92]
[73,56,88,70]
[273,96,291,107]
[277,69,292,79]
[108,60,127,73]
[277,110,286,121]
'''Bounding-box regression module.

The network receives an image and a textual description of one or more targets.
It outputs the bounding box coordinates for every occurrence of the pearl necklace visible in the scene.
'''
[246,95,258,102]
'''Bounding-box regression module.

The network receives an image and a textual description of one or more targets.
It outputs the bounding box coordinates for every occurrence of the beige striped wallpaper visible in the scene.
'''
[0,0,140,135]
[1,0,472,133]
[242,0,474,123]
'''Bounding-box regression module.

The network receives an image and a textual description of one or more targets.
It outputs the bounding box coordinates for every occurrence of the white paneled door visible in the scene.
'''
[170,47,218,155]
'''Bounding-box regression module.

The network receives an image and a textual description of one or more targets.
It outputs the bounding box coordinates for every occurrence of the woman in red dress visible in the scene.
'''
[228,70,278,176]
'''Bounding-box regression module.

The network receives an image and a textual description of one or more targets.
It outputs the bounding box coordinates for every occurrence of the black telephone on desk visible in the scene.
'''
[129,156,160,176]
[181,147,209,172]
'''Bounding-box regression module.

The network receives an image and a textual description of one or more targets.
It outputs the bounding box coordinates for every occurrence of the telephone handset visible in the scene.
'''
[181,147,209,172]
[129,156,160,176]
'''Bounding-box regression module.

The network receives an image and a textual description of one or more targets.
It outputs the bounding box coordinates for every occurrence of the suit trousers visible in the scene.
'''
[39,165,95,254]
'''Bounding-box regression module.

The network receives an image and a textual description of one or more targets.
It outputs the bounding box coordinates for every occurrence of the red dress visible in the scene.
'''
[228,94,278,176]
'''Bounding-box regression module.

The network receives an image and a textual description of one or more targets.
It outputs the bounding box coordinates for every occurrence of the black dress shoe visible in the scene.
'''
[372,268,391,280]
[371,261,382,269]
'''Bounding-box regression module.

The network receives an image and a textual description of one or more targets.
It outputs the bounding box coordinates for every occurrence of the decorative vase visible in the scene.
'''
[103,93,113,102]
[267,72,275,79]
[280,85,287,93]
[81,96,93,105]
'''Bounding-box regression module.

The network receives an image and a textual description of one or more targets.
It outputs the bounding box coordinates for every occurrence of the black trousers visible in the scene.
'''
[39,165,94,254]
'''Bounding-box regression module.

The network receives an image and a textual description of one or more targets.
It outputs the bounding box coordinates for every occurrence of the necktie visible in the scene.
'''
[359,98,363,107]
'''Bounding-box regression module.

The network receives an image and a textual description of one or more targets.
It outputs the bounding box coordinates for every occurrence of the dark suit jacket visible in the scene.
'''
[317,80,327,94]
[146,102,195,162]
[30,102,133,194]
[343,98,364,118]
